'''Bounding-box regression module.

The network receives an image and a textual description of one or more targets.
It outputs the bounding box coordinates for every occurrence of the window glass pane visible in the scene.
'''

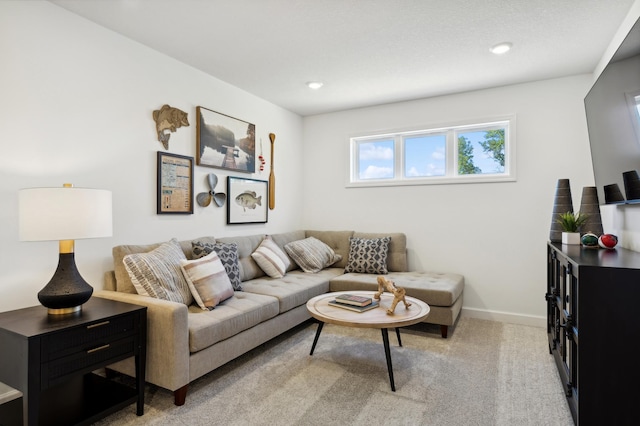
[404,135,446,177]
[358,139,394,179]
[457,129,505,175]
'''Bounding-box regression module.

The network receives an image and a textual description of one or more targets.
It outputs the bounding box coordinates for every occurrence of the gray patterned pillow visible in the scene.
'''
[123,238,194,305]
[192,241,242,291]
[284,237,342,273]
[344,236,391,274]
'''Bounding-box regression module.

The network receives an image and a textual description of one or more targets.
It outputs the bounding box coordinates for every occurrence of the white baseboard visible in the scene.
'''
[461,307,546,328]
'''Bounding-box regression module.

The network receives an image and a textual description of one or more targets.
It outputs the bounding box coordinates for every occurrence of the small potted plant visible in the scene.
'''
[556,211,589,245]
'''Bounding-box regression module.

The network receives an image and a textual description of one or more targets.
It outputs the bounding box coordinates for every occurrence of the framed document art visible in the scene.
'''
[157,151,194,214]
[196,106,256,173]
[227,176,268,224]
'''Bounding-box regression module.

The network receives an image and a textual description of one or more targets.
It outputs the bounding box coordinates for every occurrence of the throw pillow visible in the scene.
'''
[180,251,235,310]
[284,237,343,273]
[192,241,243,291]
[123,238,194,305]
[344,236,391,274]
[251,235,290,278]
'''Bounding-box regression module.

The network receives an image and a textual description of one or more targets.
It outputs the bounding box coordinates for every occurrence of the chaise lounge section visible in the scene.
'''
[96,230,464,405]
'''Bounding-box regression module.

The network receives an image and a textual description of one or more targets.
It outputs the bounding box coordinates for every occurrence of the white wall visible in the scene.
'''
[0,1,304,312]
[302,76,596,326]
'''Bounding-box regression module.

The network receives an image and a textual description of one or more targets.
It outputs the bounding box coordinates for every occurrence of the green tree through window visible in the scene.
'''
[458,136,481,174]
[479,129,505,169]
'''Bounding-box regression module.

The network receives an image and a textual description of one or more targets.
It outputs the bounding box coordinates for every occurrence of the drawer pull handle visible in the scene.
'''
[87,321,110,329]
[87,344,110,354]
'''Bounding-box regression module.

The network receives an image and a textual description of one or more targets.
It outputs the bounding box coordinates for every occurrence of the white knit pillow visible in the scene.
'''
[251,235,290,278]
[284,237,342,273]
[123,238,194,305]
[180,251,234,310]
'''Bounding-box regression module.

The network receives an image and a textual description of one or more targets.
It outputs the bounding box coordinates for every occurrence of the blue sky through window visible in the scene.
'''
[405,135,445,177]
[358,139,394,179]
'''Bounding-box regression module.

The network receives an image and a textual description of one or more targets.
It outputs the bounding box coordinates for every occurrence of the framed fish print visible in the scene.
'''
[196,106,256,173]
[157,151,194,214]
[227,176,268,224]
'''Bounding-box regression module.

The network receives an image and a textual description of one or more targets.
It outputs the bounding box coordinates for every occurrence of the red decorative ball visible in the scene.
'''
[598,234,618,249]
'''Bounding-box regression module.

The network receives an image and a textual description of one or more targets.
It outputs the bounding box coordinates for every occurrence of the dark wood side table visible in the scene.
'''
[0,297,146,426]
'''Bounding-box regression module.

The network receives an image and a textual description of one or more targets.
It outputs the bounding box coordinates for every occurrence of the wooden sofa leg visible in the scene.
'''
[440,325,448,339]
[174,385,188,406]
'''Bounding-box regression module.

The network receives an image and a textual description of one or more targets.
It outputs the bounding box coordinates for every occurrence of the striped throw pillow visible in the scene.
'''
[180,250,234,310]
[251,235,290,278]
[123,238,193,305]
[284,237,342,273]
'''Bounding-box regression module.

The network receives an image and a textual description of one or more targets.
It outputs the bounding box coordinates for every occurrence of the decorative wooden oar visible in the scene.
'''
[268,133,276,210]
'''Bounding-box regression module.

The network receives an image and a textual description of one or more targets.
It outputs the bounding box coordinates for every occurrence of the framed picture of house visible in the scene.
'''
[227,176,268,224]
[196,106,256,173]
[157,151,194,214]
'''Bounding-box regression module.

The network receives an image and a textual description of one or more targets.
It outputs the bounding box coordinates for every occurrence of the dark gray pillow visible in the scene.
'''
[192,241,242,291]
[344,236,391,274]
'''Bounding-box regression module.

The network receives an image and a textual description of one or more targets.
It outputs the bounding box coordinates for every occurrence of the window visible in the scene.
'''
[349,118,515,187]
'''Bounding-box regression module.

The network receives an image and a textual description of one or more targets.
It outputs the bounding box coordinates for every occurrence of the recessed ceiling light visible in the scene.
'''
[490,42,512,55]
[306,81,324,90]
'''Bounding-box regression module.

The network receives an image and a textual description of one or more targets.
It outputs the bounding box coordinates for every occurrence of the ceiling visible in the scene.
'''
[50,0,635,116]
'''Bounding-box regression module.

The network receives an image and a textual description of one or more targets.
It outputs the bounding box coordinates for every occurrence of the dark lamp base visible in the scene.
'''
[38,252,93,315]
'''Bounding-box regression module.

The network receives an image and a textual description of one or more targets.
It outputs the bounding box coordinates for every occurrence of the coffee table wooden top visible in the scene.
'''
[306,291,430,329]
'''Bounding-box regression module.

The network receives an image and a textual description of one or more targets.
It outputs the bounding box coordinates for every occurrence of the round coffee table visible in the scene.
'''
[306,291,430,391]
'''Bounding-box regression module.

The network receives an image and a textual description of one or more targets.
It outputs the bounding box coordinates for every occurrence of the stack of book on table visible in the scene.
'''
[328,294,379,312]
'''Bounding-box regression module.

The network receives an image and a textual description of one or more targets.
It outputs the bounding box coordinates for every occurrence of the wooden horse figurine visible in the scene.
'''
[374,276,412,314]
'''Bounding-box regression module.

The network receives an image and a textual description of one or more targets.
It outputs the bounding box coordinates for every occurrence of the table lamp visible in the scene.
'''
[19,184,113,315]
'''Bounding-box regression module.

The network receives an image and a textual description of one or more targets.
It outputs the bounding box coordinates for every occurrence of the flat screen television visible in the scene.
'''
[585,17,640,205]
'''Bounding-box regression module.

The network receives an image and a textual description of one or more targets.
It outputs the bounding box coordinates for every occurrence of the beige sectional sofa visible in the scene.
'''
[96,230,464,406]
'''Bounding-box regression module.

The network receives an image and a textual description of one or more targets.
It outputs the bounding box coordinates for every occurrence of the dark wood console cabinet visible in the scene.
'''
[0,298,146,425]
[546,242,640,425]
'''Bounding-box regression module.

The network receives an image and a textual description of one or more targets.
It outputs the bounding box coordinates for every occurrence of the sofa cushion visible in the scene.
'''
[251,235,290,278]
[216,234,266,282]
[284,237,342,273]
[344,236,391,274]
[353,232,407,272]
[122,238,194,305]
[113,236,216,293]
[180,251,235,311]
[241,268,343,313]
[187,292,280,353]
[329,271,464,307]
[192,241,243,291]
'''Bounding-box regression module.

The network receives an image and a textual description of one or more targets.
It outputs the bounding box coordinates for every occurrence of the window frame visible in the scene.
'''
[348,116,516,187]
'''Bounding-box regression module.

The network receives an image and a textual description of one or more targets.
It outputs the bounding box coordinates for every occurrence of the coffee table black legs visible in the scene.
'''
[381,328,396,391]
[309,322,400,392]
[310,321,324,355]
[395,327,402,347]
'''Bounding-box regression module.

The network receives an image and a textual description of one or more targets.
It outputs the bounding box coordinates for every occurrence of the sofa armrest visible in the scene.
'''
[93,290,190,392]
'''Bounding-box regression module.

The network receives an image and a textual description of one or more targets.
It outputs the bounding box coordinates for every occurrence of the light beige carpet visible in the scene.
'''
[96,317,574,425]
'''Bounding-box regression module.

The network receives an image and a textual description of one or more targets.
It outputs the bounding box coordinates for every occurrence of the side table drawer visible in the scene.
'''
[44,314,136,360]
[42,336,137,388]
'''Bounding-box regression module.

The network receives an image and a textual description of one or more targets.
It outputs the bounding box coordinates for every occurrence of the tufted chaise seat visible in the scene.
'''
[329,271,464,338]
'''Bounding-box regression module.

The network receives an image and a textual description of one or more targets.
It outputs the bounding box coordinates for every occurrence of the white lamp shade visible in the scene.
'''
[19,187,113,241]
